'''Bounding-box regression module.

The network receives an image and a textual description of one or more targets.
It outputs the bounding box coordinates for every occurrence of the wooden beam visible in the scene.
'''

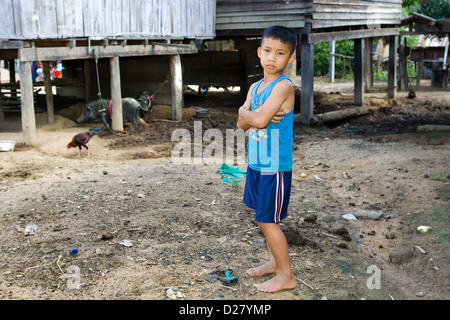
[0,41,23,49]
[388,35,398,99]
[300,33,314,125]
[307,107,376,126]
[170,54,183,122]
[18,44,197,62]
[308,27,399,43]
[43,61,54,124]
[110,56,123,131]
[354,38,364,106]
[410,12,436,25]
[19,61,37,146]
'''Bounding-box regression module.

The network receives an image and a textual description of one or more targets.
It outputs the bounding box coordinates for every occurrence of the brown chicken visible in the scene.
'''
[67,128,100,158]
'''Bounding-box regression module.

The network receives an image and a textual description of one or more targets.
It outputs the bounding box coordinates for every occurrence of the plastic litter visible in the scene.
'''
[213,270,238,286]
[119,239,133,247]
[417,226,432,234]
[217,163,246,182]
[165,288,185,300]
[341,214,357,220]
[24,225,38,235]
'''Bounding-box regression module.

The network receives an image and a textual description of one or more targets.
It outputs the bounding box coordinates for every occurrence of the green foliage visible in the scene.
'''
[313,40,355,78]
[373,70,388,81]
[407,61,417,84]
[314,42,330,76]
[310,0,449,80]
[402,0,419,8]
[403,0,450,19]
[420,0,450,19]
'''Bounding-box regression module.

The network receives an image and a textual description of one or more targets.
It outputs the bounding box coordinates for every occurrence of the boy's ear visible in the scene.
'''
[288,53,296,64]
[257,47,262,58]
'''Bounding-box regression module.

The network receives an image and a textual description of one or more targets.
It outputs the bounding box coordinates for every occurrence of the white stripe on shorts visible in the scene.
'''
[274,172,284,223]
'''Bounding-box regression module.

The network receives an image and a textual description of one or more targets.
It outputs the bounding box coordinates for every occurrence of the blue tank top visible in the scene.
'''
[247,74,293,173]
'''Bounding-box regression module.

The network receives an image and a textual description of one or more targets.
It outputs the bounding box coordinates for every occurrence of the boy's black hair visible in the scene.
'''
[261,26,297,54]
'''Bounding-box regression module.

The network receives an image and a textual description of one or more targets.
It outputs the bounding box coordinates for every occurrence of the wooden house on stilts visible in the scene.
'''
[1,0,405,145]
[0,0,216,145]
[215,0,403,125]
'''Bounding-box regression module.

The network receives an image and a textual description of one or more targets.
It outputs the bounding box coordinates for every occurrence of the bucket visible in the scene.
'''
[0,140,16,152]
[431,70,445,87]
[195,109,210,118]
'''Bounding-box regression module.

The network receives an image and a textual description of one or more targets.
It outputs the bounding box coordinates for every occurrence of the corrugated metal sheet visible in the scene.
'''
[410,35,449,63]
[417,35,449,48]
[0,0,216,40]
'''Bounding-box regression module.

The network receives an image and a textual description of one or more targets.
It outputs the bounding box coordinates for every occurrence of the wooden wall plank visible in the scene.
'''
[0,0,16,38]
[39,0,58,38]
[19,0,39,38]
[55,0,84,38]
[0,0,216,40]
[216,0,402,33]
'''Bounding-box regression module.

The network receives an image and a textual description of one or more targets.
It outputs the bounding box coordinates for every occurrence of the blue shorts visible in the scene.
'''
[243,167,292,223]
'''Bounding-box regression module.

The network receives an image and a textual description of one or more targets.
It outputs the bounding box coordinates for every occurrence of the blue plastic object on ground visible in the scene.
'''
[217,163,246,182]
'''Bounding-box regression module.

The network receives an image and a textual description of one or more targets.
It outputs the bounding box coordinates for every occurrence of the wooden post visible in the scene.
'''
[416,61,423,91]
[19,60,37,146]
[170,54,183,121]
[329,41,335,83]
[43,61,54,124]
[354,38,364,106]
[388,35,398,99]
[110,56,123,131]
[84,59,92,102]
[398,38,408,91]
[364,38,373,90]
[9,59,17,99]
[0,63,5,125]
[285,58,297,87]
[300,33,314,125]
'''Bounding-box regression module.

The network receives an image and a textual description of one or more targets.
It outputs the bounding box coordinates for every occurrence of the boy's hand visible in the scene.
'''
[271,110,286,123]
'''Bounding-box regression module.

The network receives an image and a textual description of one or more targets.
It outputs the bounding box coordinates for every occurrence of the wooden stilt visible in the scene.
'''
[9,59,17,99]
[399,38,408,91]
[388,35,398,99]
[170,54,183,121]
[300,33,314,125]
[0,62,5,125]
[110,56,123,131]
[354,38,364,106]
[416,61,423,91]
[19,60,37,146]
[43,61,54,124]
[364,38,373,91]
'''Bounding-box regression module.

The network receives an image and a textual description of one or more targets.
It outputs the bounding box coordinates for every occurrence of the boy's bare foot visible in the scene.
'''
[247,262,276,277]
[254,274,297,293]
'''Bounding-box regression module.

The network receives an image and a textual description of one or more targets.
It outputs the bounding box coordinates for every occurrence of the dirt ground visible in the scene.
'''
[0,79,449,301]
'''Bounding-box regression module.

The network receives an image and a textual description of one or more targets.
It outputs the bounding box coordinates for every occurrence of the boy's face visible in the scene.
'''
[258,37,296,75]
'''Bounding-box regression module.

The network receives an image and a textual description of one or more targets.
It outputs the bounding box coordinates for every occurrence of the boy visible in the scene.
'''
[237,26,297,293]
